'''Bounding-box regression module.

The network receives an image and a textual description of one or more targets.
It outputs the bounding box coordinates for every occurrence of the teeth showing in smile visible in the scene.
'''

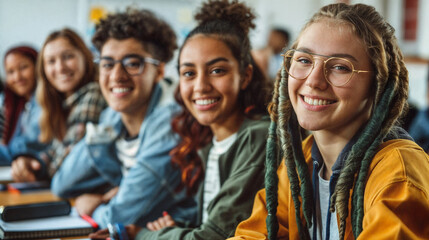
[195,99,218,105]
[304,96,333,106]
[112,87,131,93]
[59,76,70,81]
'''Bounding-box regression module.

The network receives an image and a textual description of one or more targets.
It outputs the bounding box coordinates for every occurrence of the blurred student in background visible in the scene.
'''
[11,28,107,181]
[0,80,3,142]
[51,9,196,229]
[89,0,271,238]
[0,46,47,165]
[409,70,429,152]
[253,27,290,82]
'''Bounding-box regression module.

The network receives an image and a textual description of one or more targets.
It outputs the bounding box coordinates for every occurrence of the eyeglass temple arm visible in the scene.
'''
[145,58,160,66]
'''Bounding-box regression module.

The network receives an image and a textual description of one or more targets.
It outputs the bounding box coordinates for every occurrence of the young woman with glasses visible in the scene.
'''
[232,3,429,240]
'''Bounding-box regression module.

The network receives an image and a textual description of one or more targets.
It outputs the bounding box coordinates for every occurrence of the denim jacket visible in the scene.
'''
[0,95,48,165]
[51,80,197,228]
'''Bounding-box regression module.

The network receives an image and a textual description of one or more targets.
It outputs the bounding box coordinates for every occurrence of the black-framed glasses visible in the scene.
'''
[96,54,160,76]
[283,49,371,87]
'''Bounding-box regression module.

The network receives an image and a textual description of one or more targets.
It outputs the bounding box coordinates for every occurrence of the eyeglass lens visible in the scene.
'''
[99,56,144,76]
[285,50,355,86]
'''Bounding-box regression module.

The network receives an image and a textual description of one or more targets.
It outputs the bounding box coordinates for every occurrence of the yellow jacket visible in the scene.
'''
[231,136,429,239]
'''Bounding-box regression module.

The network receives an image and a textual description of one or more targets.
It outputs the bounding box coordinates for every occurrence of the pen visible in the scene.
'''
[80,214,99,229]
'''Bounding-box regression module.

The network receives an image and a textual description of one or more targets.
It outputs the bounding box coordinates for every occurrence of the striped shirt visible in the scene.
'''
[202,133,237,223]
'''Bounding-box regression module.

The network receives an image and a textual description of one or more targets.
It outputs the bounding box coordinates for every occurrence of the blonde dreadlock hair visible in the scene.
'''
[265,3,408,239]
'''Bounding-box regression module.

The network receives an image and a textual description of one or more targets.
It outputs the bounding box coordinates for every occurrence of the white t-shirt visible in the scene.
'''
[311,164,340,240]
[115,132,140,176]
[202,133,237,223]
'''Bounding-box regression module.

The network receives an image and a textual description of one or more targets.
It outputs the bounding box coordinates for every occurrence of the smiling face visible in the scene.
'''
[179,35,251,139]
[288,20,374,138]
[99,38,162,119]
[4,53,36,99]
[43,37,86,97]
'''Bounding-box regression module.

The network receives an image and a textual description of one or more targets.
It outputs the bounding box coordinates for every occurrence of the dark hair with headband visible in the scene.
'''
[265,3,408,239]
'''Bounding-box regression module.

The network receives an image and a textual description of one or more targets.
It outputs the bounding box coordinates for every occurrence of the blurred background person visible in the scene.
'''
[0,46,46,165]
[252,27,290,82]
[0,79,3,144]
[409,70,429,152]
[11,28,106,181]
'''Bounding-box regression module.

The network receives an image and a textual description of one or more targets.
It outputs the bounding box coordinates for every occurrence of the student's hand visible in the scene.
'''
[146,212,176,231]
[88,228,109,239]
[11,156,40,182]
[75,193,103,216]
[102,186,119,203]
[89,224,142,240]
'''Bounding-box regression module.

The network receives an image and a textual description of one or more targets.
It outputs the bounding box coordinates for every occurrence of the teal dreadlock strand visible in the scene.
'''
[265,120,279,240]
[289,112,313,230]
[351,79,396,237]
[277,66,307,239]
[330,79,396,239]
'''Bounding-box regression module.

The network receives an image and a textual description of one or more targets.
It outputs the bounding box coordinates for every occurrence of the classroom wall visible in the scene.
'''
[0,0,427,108]
[0,0,80,64]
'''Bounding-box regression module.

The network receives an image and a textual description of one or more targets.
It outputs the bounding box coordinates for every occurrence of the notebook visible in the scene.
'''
[0,208,95,239]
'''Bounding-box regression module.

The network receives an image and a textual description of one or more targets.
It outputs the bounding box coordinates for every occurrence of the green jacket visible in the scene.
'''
[136,118,269,240]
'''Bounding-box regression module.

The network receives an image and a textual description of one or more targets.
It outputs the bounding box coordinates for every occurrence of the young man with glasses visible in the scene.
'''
[51,9,197,229]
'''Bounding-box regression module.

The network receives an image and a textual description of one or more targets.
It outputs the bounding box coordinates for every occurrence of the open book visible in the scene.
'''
[0,208,95,239]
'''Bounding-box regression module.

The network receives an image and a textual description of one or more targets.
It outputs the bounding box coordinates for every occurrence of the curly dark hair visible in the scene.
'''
[171,0,272,195]
[92,8,177,62]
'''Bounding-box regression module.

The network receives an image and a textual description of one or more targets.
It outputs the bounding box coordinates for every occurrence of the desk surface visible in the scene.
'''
[0,190,61,206]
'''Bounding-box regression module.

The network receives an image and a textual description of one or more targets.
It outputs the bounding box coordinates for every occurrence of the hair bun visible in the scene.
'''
[195,0,256,34]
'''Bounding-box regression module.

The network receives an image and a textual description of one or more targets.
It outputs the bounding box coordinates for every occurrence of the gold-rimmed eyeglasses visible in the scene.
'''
[282,49,371,87]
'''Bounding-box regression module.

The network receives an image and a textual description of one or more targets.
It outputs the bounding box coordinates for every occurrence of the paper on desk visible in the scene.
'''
[0,166,12,182]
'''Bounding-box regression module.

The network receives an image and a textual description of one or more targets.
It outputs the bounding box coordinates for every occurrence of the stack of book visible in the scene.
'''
[0,200,96,239]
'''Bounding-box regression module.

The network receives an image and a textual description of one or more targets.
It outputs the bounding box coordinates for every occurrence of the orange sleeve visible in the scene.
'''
[230,188,270,239]
[230,162,293,240]
[359,143,429,239]
[359,180,429,239]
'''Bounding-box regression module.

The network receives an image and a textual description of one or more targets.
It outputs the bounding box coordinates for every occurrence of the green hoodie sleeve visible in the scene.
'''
[136,119,269,240]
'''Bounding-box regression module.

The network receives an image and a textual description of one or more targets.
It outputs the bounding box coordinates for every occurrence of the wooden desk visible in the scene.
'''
[0,190,61,206]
